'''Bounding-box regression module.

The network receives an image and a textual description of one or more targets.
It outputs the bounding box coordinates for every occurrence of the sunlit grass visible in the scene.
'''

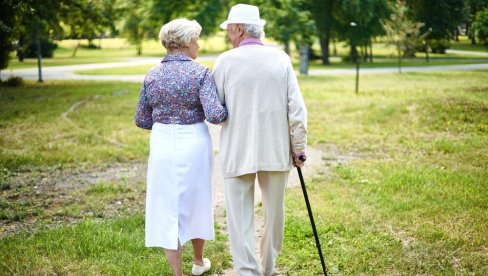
[278,70,488,274]
[450,35,488,52]
[75,60,215,75]
[0,214,230,275]
[0,81,147,170]
[6,35,486,71]
[5,34,231,69]
[0,70,487,274]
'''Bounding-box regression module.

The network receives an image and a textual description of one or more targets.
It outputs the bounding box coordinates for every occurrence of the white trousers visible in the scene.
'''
[225,171,289,276]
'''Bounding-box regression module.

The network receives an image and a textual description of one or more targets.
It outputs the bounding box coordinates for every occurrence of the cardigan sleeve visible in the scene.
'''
[286,62,308,153]
[212,56,226,105]
[199,69,228,124]
[135,79,154,130]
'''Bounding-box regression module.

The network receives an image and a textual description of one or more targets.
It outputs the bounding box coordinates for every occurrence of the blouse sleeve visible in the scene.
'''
[135,79,154,130]
[199,69,228,124]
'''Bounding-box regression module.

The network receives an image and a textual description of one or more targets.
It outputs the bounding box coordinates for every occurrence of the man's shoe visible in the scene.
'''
[191,258,211,275]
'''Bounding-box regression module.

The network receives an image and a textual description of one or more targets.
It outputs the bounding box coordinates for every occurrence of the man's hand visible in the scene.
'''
[292,152,306,167]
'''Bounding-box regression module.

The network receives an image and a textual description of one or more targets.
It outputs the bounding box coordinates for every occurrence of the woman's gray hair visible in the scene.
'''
[159,18,202,50]
[242,24,264,39]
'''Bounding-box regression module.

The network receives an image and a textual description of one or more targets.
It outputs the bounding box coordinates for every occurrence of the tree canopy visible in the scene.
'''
[1,0,486,70]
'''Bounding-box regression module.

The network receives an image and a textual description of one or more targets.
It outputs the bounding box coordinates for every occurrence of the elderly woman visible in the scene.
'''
[135,18,227,276]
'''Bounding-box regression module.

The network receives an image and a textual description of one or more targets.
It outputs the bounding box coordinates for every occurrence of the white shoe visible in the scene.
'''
[191,258,211,275]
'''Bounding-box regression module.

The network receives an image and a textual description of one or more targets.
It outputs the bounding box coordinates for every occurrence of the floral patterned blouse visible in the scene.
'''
[135,54,227,129]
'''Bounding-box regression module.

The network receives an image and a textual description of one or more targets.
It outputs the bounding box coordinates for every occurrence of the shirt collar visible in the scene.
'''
[238,38,264,47]
[162,53,192,62]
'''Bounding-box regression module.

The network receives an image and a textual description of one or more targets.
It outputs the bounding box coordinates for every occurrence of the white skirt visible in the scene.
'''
[145,122,214,249]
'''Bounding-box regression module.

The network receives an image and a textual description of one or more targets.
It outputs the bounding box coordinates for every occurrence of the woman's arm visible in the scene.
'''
[135,79,154,130]
[199,69,228,124]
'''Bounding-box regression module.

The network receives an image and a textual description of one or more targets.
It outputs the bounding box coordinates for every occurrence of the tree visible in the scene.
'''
[119,0,152,56]
[466,0,488,44]
[334,0,391,63]
[120,0,222,55]
[308,0,337,64]
[407,0,466,53]
[0,0,21,69]
[383,0,425,73]
[262,0,315,56]
[186,0,224,37]
[60,0,114,57]
[472,7,488,46]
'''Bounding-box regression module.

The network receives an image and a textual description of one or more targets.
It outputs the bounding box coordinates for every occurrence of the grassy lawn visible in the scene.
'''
[6,35,487,73]
[278,70,488,274]
[450,35,488,52]
[5,34,231,69]
[73,55,488,75]
[75,60,216,75]
[1,70,487,274]
[0,80,230,274]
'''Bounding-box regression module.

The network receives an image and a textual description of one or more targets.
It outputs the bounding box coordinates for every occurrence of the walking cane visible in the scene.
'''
[297,155,328,276]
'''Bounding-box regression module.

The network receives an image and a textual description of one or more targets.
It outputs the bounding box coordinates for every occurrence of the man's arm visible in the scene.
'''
[287,62,308,163]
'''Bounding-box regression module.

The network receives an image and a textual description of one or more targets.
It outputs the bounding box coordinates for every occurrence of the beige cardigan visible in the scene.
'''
[212,44,307,178]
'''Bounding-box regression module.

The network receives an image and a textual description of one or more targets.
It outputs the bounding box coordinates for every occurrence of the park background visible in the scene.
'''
[1,0,487,275]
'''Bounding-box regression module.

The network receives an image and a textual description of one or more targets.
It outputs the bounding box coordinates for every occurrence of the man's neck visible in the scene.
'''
[237,37,263,47]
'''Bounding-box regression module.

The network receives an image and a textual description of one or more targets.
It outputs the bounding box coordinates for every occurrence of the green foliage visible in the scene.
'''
[0,76,24,87]
[429,38,451,54]
[119,0,153,56]
[334,0,391,61]
[119,0,225,55]
[407,0,466,43]
[261,0,315,53]
[0,0,27,69]
[383,1,426,59]
[23,39,58,58]
[472,7,488,45]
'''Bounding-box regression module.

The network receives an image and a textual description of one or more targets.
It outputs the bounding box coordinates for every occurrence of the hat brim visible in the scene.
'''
[220,19,266,29]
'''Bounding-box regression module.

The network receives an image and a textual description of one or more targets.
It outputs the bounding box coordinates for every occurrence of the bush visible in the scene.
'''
[0,76,24,87]
[80,43,100,49]
[430,39,450,54]
[24,39,58,58]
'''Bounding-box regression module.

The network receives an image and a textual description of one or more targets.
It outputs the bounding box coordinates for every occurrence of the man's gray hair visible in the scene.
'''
[242,24,264,39]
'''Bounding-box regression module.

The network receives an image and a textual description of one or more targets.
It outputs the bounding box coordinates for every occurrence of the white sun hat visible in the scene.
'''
[220,4,266,29]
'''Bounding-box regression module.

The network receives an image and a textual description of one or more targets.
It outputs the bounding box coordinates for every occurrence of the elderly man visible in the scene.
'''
[212,4,308,276]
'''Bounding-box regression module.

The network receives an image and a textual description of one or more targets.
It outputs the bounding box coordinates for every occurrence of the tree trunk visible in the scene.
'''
[16,35,25,62]
[137,37,142,56]
[468,22,476,44]
[369,42,373,63]
[398,49,402,74]
[319,35,330,65]
[299,44,309,75]
[37,33,43,82]
[351,44,358,64]
[72,41,80,57]
[284,40,290,56]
